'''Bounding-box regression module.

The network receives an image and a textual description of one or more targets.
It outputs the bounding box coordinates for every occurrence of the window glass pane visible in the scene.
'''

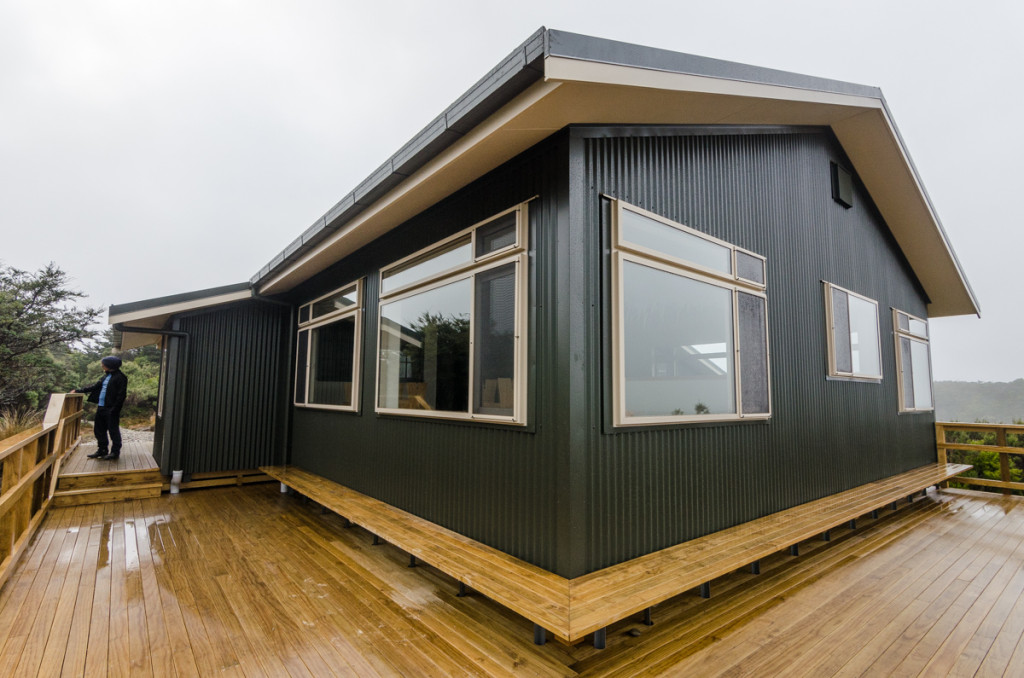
[378,279,471,412]
[848,295,880,376]
[831,288,852,373]
[738,292,769,414]
[911,339,932,409]
[622,261,735,417]
[309,317,356,406]
[475,212,517,258]
[736,251,765,285]
[474,263,516,416]
[299,305,311,324]
[382,236,472,294]
[900,337,915,409]
[896,311,910,332]
[619,208,732,274]
[295,329,309,403]
[311,285,357,320]
[909,317,928,338]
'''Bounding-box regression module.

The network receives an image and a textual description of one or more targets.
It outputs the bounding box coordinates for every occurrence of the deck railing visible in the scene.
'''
[936,421,1024,495]
[0,393,84,588]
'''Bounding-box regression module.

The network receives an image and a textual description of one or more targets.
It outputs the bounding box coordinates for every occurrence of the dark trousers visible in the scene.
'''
[94,407,122,455]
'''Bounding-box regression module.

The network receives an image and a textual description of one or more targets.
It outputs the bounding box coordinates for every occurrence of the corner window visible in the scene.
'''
[611,200,770,426]
[376,204,528,424]
[824,282,881,381]
[295,280,363,410]
[894,309,933,411]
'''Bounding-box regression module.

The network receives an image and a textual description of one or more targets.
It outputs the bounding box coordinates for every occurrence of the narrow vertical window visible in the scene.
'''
[824,282,882,381]
[611,199,770,425]
[295,280,363,411]
[894,309,933,412]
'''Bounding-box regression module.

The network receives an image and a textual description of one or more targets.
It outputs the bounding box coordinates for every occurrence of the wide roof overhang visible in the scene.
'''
[114,28,978,331]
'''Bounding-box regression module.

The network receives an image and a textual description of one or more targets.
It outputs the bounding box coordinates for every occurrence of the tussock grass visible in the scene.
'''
[0,407,43,442]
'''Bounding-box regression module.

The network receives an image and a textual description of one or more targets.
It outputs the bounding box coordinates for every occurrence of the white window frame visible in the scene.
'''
[823,282,883,382]
[375,202,529,425]
[893,308,934,412]
[610,199,771,427]
[294,279,363,412]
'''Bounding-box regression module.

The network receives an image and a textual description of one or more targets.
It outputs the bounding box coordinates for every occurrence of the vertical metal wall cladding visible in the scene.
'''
[175,300,290,475]
[285,126,936,578]
[289,136,571,575]
[577,128,935,574]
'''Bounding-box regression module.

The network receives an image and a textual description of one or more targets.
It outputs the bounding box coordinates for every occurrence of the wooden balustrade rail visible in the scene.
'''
[0,393,84,589]
[936,421,1024,495]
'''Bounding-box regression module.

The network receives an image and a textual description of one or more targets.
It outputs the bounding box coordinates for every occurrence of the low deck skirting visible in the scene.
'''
[261,462,971,645]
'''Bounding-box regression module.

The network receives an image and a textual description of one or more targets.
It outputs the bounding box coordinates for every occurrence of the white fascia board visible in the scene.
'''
[543,56,885,110]
[257,80,564,295]
[108,289,253,325]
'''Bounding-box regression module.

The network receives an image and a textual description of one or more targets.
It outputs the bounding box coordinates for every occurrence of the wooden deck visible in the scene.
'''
[60,435,159,475]
[2,483,1024,676]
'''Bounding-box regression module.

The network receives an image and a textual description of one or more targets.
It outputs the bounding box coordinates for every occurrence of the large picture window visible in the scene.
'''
[295,280,363,410]
[893,309,933,411]
[611,200,770,426]
[824,282,882,381]
[376,204,527,424]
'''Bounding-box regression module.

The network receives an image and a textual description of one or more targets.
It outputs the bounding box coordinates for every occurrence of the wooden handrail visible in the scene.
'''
[936,421,1024,495]
[0,393,84,590]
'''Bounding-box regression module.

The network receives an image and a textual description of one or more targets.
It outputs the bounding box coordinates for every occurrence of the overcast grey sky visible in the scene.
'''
[1,1,1019,382]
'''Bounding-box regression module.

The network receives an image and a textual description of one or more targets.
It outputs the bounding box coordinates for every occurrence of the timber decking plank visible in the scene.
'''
[574,495,960,677]
[59,503,104,677]
[264,463,968,643]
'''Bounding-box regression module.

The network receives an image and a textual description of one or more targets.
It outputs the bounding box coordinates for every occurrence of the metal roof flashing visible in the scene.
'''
[233,28,975,318]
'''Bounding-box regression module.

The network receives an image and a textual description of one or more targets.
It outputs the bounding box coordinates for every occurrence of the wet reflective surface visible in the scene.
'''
[2,485,1023,676]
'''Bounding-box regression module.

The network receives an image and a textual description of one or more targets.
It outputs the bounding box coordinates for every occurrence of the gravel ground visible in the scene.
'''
[80,426,154,444]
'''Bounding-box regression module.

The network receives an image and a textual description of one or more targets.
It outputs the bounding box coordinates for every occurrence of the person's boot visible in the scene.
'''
[87,449,108,459]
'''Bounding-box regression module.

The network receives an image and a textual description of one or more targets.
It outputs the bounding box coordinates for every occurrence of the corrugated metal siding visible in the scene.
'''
[577,128,935,573]
[176,300,290,474]
[289,135,570,573]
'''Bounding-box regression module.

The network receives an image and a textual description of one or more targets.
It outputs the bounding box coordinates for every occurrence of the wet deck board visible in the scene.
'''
[1,484,1023,676]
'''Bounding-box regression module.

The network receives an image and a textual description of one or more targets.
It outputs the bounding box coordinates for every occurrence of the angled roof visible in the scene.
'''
[121,28,979,322]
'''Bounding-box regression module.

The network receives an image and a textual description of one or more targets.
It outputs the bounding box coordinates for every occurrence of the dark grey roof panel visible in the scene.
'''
[391,114,453,174]
[301,216,328,244]
[545,29,882,99]
[283,236,303,260]
[110,281,251,316]
[252,27,548,287]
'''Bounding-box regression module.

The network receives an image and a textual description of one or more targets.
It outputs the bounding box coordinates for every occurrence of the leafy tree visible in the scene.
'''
[0,263,103,408]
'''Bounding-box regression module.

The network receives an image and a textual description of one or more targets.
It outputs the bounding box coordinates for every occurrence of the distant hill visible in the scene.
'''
[934,379,1024,423]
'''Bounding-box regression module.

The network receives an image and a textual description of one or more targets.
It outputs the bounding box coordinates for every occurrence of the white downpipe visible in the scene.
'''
[170,470,183,494]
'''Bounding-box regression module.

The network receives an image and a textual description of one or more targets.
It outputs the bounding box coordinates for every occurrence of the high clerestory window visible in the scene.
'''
[295,280,363,411]
[610,199,771,426]
[376,203,528,424]
[893,309,933,412]
[824,282,882,381]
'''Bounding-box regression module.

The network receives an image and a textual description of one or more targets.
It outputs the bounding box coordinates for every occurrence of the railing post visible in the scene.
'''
[935,423,949,489]
[998,427,1011,496]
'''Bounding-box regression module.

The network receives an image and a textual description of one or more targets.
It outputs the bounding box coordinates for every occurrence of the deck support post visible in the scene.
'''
[871,509,879,519]
[533,625,546,645]
[699,582,711,599]
[408,555,417,568]
[457,582,469,597]
[751,560,761,574]
[372,535,382,546]
[908,494,914,504]
[789,544,799,557]
[890,502,898,511]
[643,607,653,626]
[321,505,328,515]
[342,518,353,528]
[822,530,831,542]
[848,519,857,530]
[594,628,607,650]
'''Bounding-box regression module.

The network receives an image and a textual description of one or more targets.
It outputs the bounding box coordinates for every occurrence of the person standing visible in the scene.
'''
[74,356,128,460]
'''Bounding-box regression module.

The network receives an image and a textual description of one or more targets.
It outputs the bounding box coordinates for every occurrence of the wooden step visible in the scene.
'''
[52,482,163,507]
[57,469,163,492]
